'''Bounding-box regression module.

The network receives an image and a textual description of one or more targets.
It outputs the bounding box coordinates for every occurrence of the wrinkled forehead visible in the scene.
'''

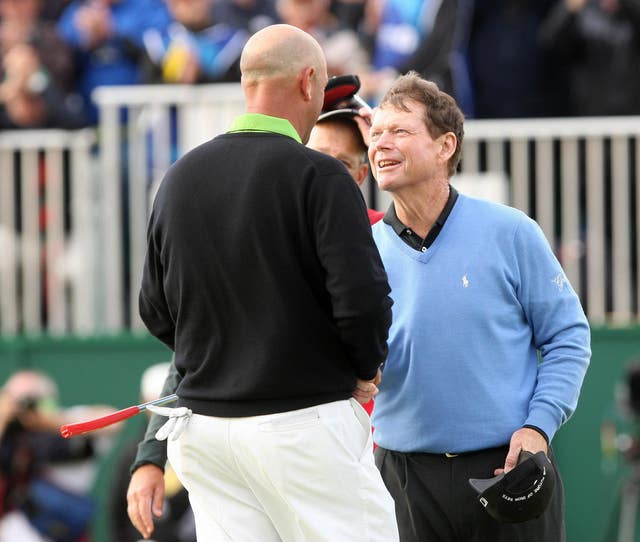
[371,101,426,128]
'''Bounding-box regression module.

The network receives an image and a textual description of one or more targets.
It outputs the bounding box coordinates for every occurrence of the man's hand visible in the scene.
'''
[354,109,372,146]
[127,463,165,539]
[495,427,548,476]
[352,368,382,404]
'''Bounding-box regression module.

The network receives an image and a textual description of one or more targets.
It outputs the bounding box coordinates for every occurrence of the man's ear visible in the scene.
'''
[300,66,315,101]
[439,132,457,162]
[355,163,369,187]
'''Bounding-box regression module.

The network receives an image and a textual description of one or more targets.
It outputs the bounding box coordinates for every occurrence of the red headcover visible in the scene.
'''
[323,75,361,111]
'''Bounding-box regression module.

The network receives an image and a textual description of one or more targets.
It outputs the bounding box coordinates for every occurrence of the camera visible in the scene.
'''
[17,395,40,412]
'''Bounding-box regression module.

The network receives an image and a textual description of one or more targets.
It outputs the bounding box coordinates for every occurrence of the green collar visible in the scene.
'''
[227,113,302,143]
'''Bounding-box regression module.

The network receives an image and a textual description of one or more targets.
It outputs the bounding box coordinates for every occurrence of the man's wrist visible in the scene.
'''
[523,424,549,444]
[130,459,165,475]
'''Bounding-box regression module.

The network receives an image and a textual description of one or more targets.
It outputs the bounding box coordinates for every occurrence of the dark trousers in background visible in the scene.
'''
[375,445,565,542]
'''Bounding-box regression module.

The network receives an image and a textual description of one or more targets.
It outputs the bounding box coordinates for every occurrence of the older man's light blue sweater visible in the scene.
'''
[371,194,591,453]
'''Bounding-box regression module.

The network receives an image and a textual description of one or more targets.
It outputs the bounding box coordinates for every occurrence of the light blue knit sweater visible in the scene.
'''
[371,194,591,453]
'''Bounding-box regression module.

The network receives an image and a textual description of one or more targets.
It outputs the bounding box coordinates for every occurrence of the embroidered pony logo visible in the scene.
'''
[552,273,568,292]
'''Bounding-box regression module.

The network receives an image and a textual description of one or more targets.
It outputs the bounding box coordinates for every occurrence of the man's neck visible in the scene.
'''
[393,179,450,239]
[244,82,308,143]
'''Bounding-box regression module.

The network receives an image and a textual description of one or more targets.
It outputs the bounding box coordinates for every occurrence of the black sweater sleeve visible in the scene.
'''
[139,221,176,351]
[307,168,393,380]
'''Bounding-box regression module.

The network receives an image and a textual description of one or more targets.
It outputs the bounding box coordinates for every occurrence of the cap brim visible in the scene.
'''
[469,451,537,495]
[317,108,361,122]
[469,473,505,495]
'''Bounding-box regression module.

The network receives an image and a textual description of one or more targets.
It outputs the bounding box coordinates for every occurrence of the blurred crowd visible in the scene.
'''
[0,363,185,542]
[1,0,639,130]
[0,369,118,542]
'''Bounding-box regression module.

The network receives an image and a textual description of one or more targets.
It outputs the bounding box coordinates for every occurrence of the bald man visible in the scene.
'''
[127,24,398,541]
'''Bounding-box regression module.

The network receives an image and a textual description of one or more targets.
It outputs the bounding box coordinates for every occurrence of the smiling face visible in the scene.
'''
[368,100,447,193]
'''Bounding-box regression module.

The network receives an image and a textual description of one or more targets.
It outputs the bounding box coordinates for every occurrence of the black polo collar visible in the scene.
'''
[383,185,459,251]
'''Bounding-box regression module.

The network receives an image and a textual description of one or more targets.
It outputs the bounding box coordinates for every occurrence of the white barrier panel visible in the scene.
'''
[84,86,640,330]
[93,84,246,332]
[460,116,640,325]
[0,129,98,336]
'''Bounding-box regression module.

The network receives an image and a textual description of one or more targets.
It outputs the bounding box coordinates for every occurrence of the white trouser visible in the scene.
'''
[167,398,399,542]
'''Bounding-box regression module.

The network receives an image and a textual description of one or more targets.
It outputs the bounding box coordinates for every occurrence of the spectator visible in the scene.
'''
[330,0,367,32]
[41,0,72,21]
[0,0,88,128]
[369,0,436,72]
[466,0,568,118]
[276,0,369,76]
[140,0,249,84]
[109,362,195,542]
[396,0,476,116]
[57,0,172,124]
[539,0,640,116]
[359,0,457,106]
[212,0,279,34]
[0,370,118,542]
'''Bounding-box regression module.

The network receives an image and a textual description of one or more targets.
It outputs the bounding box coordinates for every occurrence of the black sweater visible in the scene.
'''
[140,131,393,417]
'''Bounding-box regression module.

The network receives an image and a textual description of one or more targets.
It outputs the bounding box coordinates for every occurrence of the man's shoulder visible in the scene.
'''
[172,131,295,163]
[457,193,528,224]
[301,144,341,165]
[456,194,547,246]
[168,132,346,182]
[297,145,357,182]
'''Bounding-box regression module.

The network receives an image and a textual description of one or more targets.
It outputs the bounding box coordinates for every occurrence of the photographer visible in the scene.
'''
[0,370,116,542]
